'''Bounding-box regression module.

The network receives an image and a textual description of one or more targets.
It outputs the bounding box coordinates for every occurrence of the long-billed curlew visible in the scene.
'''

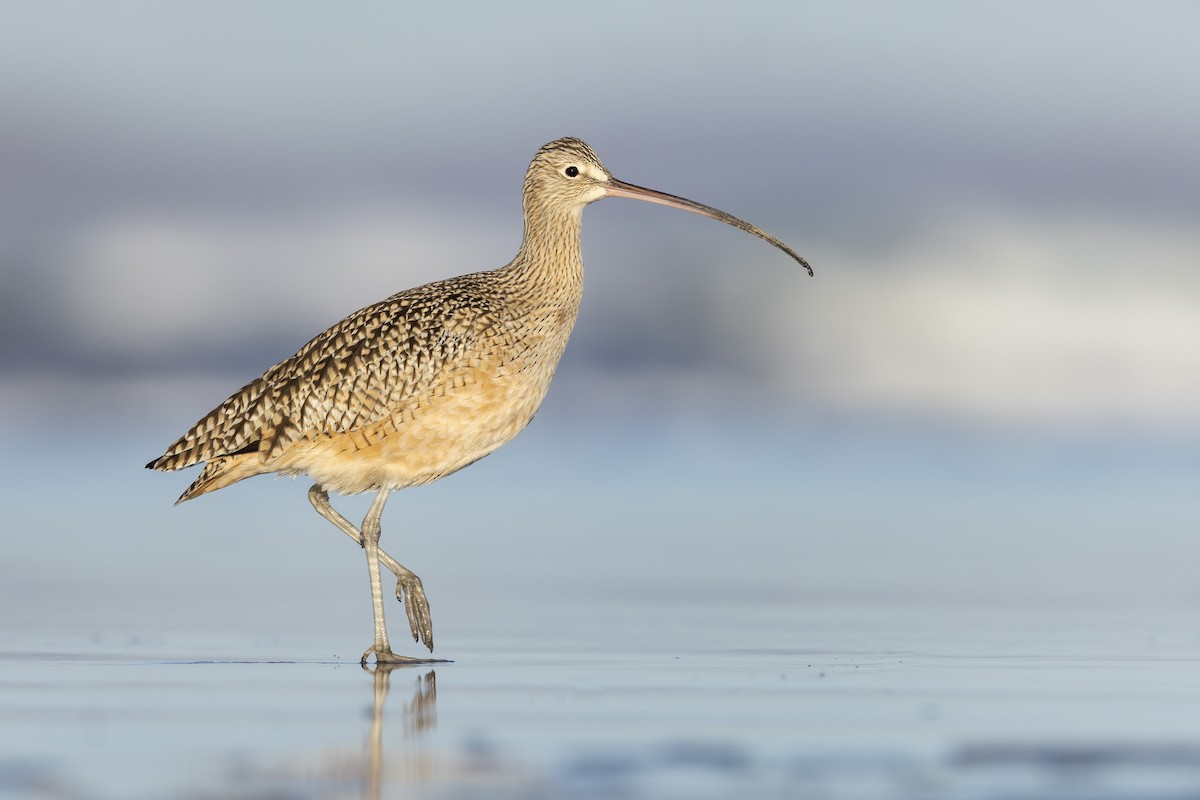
[147,137,812,665]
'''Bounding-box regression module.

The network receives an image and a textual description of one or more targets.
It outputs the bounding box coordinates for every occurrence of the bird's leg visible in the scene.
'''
[308,484,436,655]
[360,489,403,664]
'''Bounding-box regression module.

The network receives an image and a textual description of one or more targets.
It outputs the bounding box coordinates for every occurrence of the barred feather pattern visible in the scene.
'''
[149,264,582,501]
[155,276,481,466]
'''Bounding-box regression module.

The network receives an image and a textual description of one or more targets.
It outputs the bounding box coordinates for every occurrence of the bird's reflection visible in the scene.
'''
[363,663,438,799]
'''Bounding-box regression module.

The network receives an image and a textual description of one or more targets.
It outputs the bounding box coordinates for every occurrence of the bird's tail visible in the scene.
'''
[169,454,265,504]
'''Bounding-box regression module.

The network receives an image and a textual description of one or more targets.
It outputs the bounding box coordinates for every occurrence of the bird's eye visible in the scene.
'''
[564,166,579,178]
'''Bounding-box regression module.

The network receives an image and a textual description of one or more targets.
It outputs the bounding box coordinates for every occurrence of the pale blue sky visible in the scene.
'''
[3,3,1197,437]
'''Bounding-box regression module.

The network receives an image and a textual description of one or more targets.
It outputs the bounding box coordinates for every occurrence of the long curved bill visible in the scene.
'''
[604,177,813,276]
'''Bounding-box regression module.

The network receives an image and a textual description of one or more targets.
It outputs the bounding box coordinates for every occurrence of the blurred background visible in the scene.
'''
[1,1,1198,646]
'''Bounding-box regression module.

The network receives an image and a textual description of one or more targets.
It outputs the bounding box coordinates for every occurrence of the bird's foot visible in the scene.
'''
[359,644,448,667]
[396,574,435,653]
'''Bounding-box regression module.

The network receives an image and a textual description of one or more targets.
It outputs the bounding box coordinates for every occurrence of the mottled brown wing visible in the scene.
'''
[147,274,495,473]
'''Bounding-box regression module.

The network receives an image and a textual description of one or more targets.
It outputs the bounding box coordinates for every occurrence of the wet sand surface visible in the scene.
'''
[5,601,1200,800]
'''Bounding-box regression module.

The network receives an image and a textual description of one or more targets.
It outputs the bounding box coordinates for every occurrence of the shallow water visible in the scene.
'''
[3,420,1199,798]
[6,599,1200,800]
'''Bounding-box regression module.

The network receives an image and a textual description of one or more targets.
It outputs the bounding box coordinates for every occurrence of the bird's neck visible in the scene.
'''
[504,204,586,299]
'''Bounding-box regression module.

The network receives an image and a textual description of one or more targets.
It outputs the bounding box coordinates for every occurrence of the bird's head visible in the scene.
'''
[523,137,612,213]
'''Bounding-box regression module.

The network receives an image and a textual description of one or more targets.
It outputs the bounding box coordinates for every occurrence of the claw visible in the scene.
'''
[396,575,435,652]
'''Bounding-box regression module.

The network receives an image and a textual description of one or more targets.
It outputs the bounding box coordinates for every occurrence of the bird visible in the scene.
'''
[147,137,812,665]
